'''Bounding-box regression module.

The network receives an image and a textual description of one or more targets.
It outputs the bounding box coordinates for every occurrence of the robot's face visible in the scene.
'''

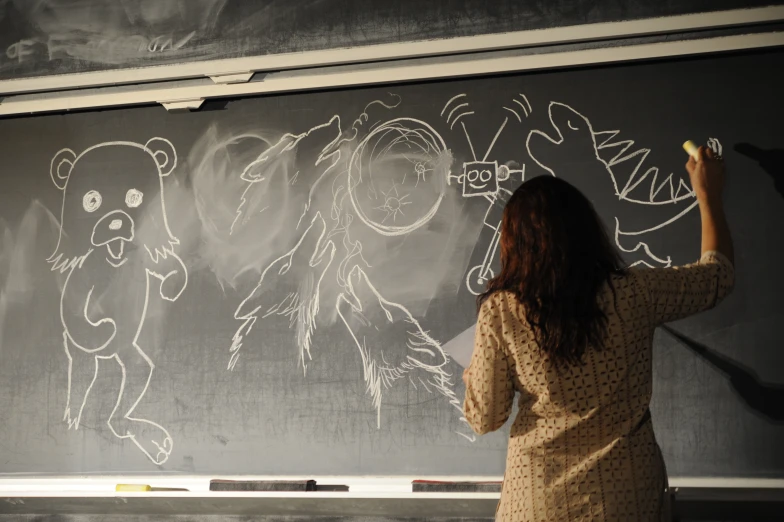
[460,161,498,197]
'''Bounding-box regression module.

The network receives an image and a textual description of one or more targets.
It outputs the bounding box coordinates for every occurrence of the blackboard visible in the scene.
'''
[0,47,783,478]
[0,0,779,82]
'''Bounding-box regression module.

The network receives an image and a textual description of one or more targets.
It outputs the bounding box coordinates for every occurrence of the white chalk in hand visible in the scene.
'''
[683,140,699,159]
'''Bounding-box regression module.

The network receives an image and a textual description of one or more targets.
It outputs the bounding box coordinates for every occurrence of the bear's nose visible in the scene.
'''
[109,219,122,230]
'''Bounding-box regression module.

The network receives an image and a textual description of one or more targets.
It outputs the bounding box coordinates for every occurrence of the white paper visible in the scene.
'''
[441,323,477,368]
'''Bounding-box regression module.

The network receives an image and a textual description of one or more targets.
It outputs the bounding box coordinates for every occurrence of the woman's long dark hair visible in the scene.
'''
[478,176,625,367]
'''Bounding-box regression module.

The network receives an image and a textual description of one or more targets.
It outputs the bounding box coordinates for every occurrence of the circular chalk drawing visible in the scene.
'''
[348,118,449,236]
[82,190,103,213]
[125,188,144,208]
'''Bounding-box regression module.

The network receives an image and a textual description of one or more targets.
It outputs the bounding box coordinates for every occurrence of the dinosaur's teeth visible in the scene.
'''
[594,130,693,204]
[594,130,621,148]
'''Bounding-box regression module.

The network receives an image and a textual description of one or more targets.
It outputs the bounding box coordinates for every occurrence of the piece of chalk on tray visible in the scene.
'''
[115,484,188,492]
[115,484,151,492]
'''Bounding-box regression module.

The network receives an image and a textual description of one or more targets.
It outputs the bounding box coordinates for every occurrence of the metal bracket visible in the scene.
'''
[208,72,255,84]
[159,99,205,112]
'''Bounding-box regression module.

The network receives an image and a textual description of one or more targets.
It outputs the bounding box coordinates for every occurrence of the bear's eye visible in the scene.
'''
[125,188,143,208]
[82,190,102,213]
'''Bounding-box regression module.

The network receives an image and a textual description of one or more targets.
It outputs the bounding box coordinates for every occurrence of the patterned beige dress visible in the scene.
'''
[463,251,734,522]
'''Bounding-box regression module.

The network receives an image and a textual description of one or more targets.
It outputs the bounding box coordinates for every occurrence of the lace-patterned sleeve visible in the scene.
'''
[463,295,514,435]
[634,250,735,326]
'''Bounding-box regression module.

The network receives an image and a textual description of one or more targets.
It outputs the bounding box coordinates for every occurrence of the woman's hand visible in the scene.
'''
[685,145,734,264]
[462,367,471,388]
[686,146,725,203]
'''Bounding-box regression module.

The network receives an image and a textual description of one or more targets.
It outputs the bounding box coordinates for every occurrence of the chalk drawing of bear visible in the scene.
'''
[48,138,187,465]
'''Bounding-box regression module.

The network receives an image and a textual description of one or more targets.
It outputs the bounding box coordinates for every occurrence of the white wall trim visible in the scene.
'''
[0,5,783,96]
[1,31,783,117]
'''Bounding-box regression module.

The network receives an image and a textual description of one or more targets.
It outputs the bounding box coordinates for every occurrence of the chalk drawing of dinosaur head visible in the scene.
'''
[526,101,700,267]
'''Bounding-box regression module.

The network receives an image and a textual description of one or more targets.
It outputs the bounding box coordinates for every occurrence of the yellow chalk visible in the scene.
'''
[683,140,699,159]
[115,484,151,492]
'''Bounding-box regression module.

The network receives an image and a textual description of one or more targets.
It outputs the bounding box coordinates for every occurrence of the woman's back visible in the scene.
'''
[463,147,733,521]
[464,252,734,521]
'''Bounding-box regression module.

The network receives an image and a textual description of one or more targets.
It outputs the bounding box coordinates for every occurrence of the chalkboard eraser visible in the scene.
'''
[683,140,699,159]
[412,480,502,493]
[209,479,317,492]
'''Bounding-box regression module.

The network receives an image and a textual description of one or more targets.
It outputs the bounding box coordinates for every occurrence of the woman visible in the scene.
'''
[462,146,734,521]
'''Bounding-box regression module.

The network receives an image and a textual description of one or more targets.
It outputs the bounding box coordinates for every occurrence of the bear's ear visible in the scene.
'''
[145,137,177,177]
[50,148,76,190]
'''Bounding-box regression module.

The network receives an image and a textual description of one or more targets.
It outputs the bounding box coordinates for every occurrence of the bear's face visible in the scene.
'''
[49,138,178,270]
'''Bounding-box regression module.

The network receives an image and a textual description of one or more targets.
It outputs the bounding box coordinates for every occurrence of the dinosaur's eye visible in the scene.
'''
[82,190,102,213]
[125,189,143,208]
